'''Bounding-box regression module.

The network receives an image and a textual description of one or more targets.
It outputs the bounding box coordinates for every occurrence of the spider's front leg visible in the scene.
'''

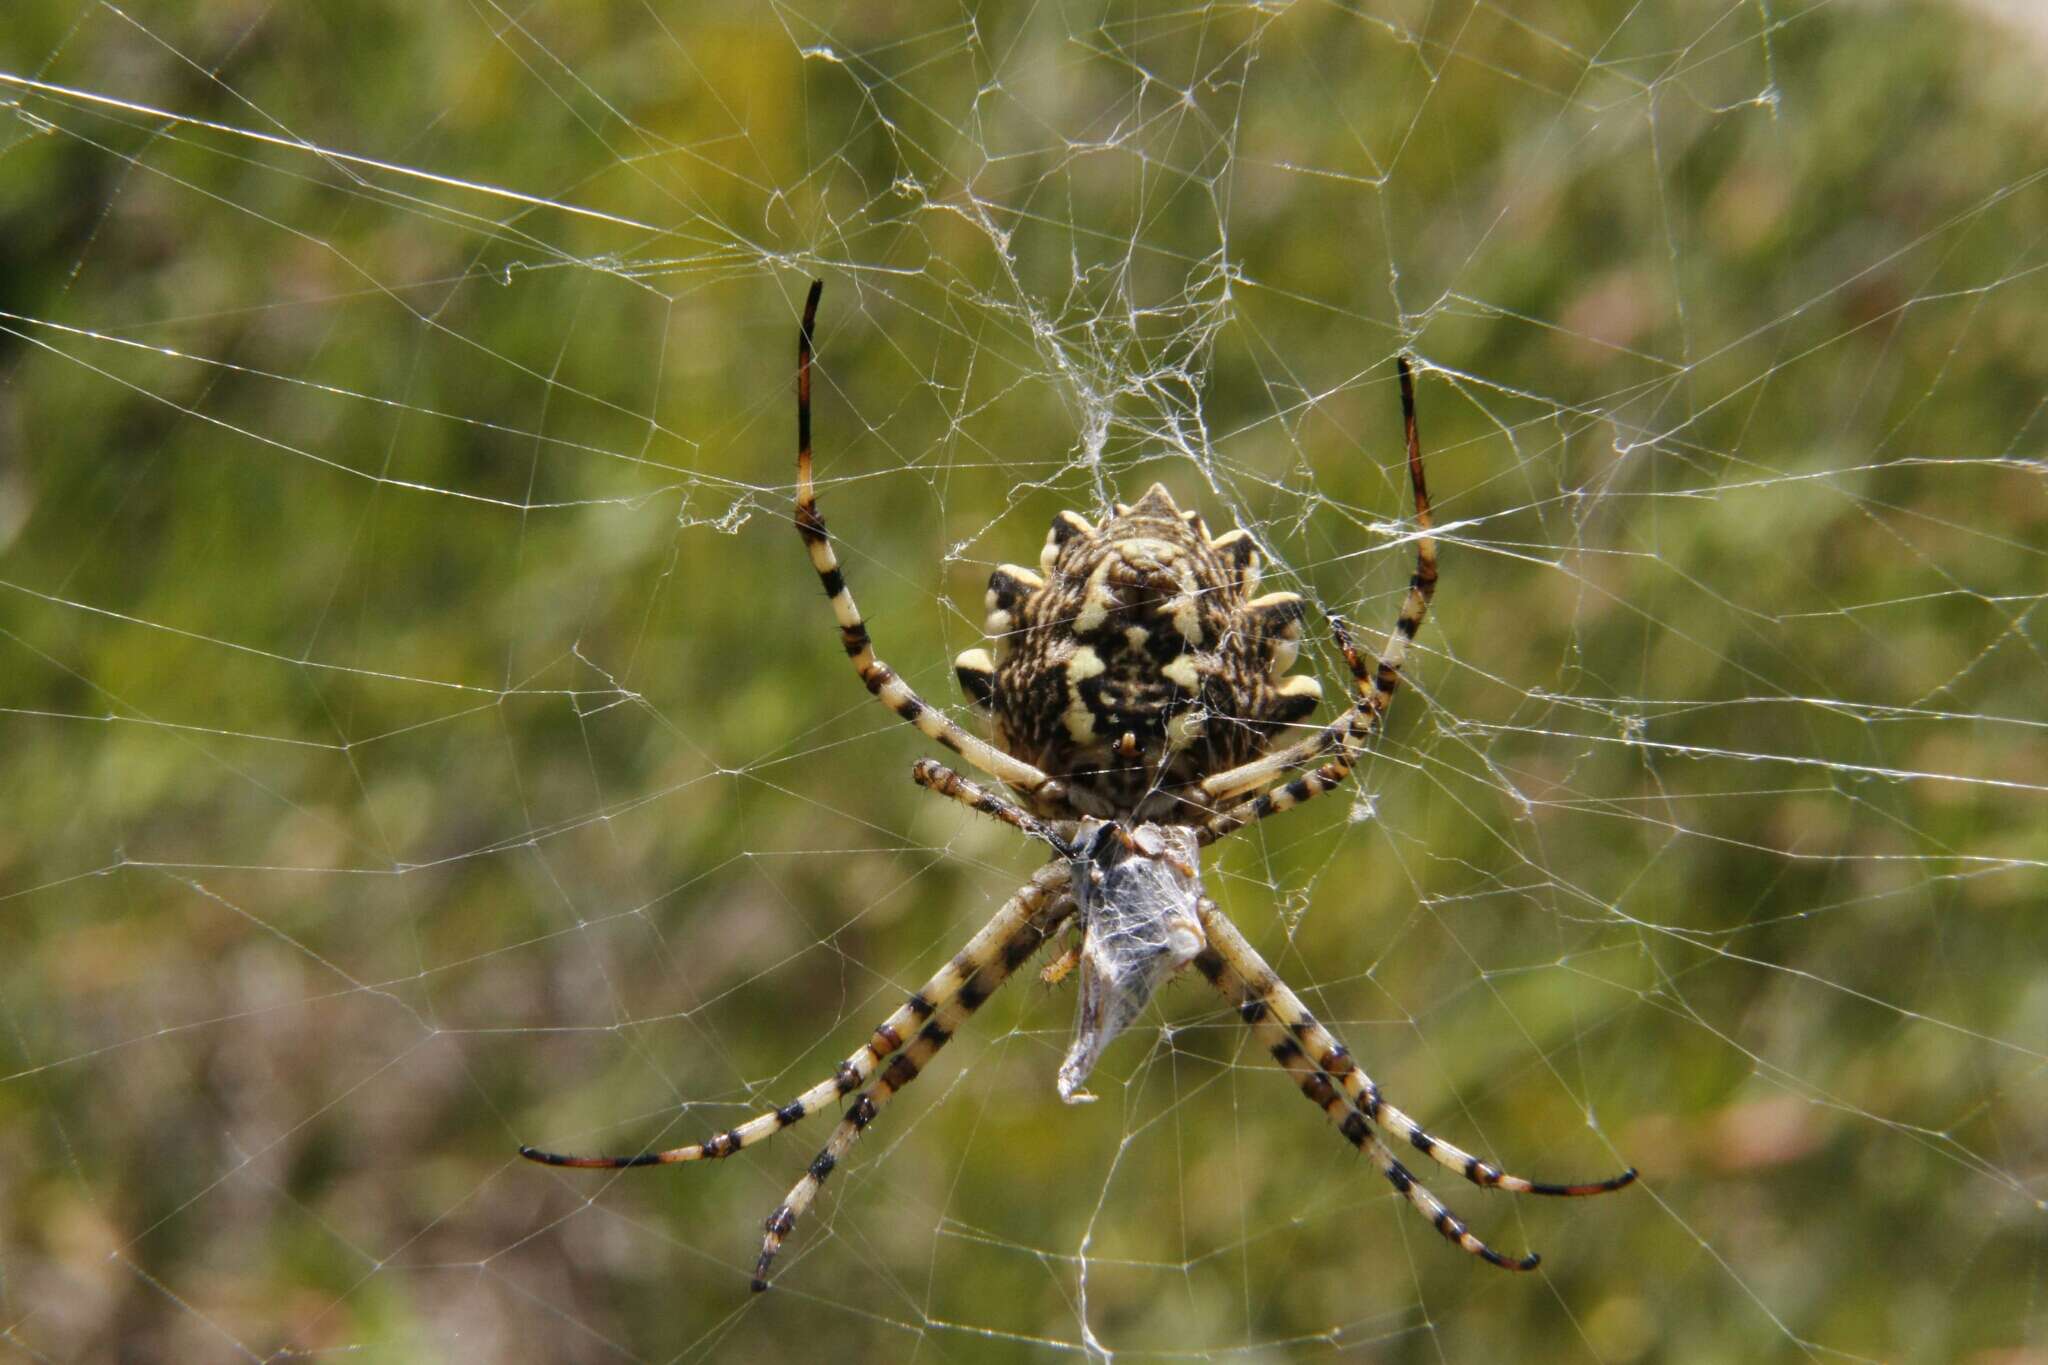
[1193,904,1635,1271]
[1196,616,1376,847]
[1196,356,1439,822]
[790,280,1066,808]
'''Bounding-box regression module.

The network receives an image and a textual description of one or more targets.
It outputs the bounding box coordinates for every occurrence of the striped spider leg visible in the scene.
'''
[749,855,1081,1293]
[910,757,1079,856]
[522,847,1077,1293]
[1193,356,1439,824]
[790,279,1067,814]
[521,288,1636,1291]
[520,284,1087,1291]
[1193,907,1636,1270]
[1164,365,1632,1265]
[1193,613,1380,847]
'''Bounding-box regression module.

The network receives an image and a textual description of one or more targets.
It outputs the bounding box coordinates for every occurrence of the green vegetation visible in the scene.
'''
[1,3,2042,1360]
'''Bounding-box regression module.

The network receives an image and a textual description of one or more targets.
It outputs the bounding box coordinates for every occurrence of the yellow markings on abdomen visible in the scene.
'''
[1062,645,1105,743]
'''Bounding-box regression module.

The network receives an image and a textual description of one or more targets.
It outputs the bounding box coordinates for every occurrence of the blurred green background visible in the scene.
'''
[2,2,2043,1360]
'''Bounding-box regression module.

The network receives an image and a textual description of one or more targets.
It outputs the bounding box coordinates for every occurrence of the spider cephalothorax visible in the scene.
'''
[954,485,1321,820]
[521,281,1635,1292]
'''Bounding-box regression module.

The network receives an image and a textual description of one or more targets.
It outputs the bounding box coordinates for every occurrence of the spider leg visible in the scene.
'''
[792,281,1066,807]
[1192,904,1634,1271]
[911,758,1076,856]
[751,861,1076,1290]
[1194,629,1371,849]
[1198,356,1438,810]
[1039,941,1081,986]
[520,860,1072,1172]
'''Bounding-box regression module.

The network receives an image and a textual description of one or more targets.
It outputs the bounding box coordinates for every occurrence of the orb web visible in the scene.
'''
[1,3,2043,1360]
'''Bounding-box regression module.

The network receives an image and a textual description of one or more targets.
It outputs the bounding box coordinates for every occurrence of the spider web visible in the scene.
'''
[2,2,2044,1360]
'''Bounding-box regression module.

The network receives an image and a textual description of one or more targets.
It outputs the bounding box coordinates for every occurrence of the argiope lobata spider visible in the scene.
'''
[521,280,1636,1291]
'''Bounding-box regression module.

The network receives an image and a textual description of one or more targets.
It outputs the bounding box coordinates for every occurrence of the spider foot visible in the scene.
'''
[518,1144,669,1169]
[1525,1166,1639,1197]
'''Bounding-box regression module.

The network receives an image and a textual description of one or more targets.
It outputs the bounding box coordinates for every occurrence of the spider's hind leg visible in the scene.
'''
[752,859,1076,1290]
[520,859,1074,1176]
[1192,903,1634,1271]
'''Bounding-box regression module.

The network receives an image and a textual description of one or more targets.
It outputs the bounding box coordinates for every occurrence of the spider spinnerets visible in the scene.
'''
[521,279,1636,1292]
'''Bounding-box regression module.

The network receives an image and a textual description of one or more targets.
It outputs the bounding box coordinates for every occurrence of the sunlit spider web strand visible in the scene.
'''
[751,859,1077,1291]
[520,860,1073,1171]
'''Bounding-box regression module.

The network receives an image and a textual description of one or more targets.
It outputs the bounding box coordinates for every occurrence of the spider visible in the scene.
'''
[521,280,1636,1291]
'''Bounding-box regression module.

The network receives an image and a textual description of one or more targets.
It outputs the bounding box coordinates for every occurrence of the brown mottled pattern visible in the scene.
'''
[988,483,1313,819]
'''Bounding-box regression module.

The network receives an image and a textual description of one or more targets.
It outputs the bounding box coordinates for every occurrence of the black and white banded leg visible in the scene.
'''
[1196,356,1439,816]
[751,861,1075,1290]
[793,280,1068,810]
[521,861,1072,1181]
[1193,905,1635,1271]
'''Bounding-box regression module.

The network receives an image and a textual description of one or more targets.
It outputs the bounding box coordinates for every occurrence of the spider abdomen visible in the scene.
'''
[960,482,1323,820]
